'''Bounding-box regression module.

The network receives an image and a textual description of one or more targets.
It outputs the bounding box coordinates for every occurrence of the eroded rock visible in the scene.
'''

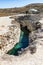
[0,17,20,57]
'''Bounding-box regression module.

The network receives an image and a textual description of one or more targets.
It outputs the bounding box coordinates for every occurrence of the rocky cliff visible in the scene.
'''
[0,3,43,65]
[0,16,20,57]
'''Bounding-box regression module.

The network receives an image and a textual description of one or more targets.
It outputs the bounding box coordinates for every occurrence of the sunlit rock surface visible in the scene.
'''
[0,13,43,65]
[0,16,20,56]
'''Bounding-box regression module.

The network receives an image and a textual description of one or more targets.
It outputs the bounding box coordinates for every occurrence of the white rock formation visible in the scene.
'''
[0,16,20,57]
[0,14,43,65]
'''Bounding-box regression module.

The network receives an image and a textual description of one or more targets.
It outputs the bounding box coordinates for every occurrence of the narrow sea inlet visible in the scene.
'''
[7,29,29,56]
[0,16,30,56]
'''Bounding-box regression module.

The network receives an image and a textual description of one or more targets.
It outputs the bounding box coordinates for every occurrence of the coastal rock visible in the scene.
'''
[0,14,43,65]
[0,17,20,56]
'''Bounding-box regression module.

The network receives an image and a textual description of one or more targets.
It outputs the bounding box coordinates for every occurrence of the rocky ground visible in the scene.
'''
[0,16,20,56]
[0,13,43,65]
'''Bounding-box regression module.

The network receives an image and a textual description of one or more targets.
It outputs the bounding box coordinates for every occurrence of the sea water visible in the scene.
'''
[7,30,29,56]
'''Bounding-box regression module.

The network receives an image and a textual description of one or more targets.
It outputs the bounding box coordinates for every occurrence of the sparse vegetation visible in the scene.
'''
[0,3,43,16]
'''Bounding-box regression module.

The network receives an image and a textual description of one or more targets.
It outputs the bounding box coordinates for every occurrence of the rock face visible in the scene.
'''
[0,26,43,65]
[15,14,41,32]
[6,13,42,56]
[0,14,43,65]
[0,17,20,56]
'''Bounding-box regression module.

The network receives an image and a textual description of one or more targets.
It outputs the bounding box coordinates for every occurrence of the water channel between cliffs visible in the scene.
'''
[7,26,29,56]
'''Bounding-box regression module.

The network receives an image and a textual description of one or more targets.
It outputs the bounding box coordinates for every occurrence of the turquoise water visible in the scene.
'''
[7,30,29,56]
